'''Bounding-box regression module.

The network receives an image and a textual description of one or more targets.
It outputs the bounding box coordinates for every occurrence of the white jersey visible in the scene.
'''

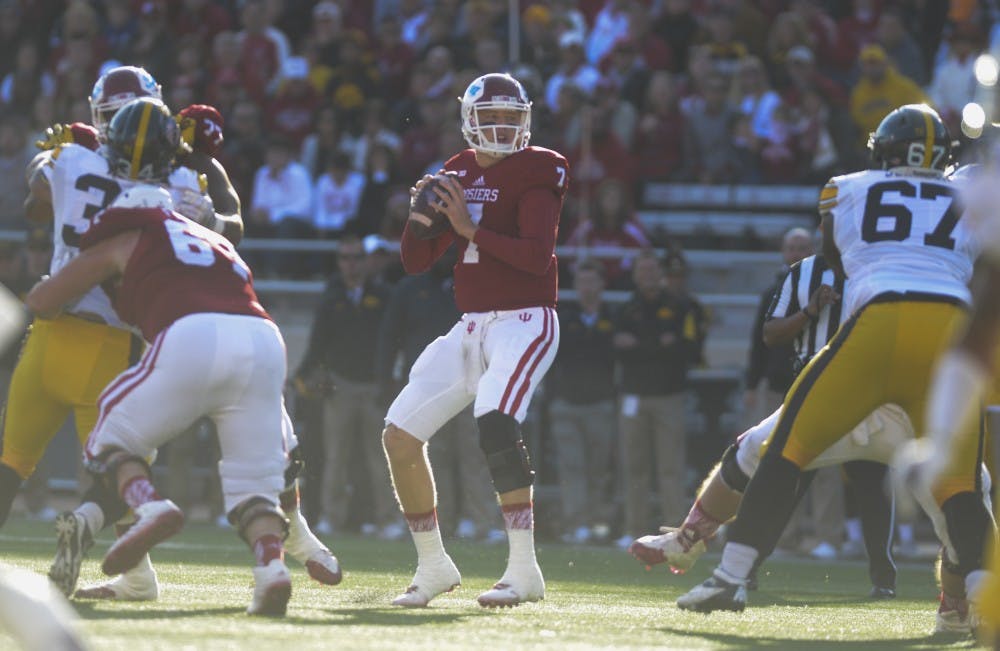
[42,144,201,326]
[822,168,978,314]
[953,163,1000,262]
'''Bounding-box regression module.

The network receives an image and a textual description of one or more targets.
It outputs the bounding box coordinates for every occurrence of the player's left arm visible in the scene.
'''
[25,230,139,318]
[178,151,244,245]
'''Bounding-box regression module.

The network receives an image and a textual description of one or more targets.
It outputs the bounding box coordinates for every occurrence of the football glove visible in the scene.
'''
[170,187,215,226]
[35,122,100,152]
[177,104,225,156]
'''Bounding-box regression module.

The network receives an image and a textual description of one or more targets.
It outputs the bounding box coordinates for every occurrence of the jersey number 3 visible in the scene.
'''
[861,180,959,250]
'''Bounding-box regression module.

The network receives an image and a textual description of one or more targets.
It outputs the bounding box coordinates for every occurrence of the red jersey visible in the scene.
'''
[81,207,269,340]
[400,146,569,312]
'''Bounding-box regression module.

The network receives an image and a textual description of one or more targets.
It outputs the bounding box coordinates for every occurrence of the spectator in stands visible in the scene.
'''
[687,73,741,184]
[376,248,499,541]
[0,1,22,82]
[702,8,749,77]
[267,56,321,149]
[549,259,619,544]
[310,1,344,69]
[743,227,813,425]
[127,1,174,85]
[587,0,630,67]
[398,0,431,49]
[400,96,447,182]
[927,22,984,138]
[237,0,283,102]
[0,41,54,112]
[765,11,814,87]
[782,45,847,109]
[567,96,637,200]
[376,187,411,243]
[326,30,381,133]
[565,77,636,154]
[0,115,32,228]
[832,0,881,74]
[172,0,233,51]
[218,98,265,208]
[293,234,400,539]
[615,249,706,549]
[653,0,699,74]
[100,0,136,63]
[374,14,416,104]
[605,38,652,109]
[313,150,366,238]
[545,32,602,113]
[849,44,928,146]
[786,0,838,70]
[249,136,313,273]
[793,88,841,184]
[636,71,692,185]
[300,105,343,180]
[876,8,927,86]
[566,178,650,289]
[520,5,559,81]
[733,56,782,143]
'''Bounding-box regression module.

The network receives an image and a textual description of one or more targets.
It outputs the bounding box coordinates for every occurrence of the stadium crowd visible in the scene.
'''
[0,0,997,551]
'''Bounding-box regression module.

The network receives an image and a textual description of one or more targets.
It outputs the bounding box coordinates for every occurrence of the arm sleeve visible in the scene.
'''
[471,187,560,276]
[766,270,794,320]
[399,222,456,274]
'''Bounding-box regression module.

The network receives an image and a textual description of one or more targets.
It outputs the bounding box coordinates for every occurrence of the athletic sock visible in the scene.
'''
[406,509,447,564]
[717,542,758,583]
[76,501,105,536]
[121,476,161,510]
[253,534,284,566]
[502,502,536,568]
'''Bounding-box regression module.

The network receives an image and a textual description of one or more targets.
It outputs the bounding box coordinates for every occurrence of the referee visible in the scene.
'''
[763,253,897,597]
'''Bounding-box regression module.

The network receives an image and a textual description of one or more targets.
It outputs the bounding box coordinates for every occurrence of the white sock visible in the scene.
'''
[718,542,758,583]
[507,528,537,569]
[76,501,104,536]
[412,529,447,565]
[845,518,862,543]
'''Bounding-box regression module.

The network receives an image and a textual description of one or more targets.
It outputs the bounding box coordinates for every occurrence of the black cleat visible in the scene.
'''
[869,585,896,600]
[677,573,748,613]
[49,512,93,597]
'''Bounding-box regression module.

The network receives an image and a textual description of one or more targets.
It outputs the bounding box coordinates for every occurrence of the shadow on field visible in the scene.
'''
[288,607,489,627]
[73,603,245,619]
[655,627,977,650]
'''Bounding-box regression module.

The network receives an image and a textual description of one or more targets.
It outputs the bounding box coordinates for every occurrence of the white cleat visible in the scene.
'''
[391,556,461,608]
[628,527,707,574]
[102,500,184,576]
[935,592,972,635]
[247,559,292,616]
[477,563,545,608]
[284,509,342,585]
[75,555,160,601]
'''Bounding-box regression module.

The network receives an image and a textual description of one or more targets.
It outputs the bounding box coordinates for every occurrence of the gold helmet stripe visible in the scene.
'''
[922,109,933,168]
[129,101,154,179]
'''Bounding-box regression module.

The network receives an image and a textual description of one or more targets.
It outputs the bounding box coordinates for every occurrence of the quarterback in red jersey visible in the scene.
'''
[383,72,569,608]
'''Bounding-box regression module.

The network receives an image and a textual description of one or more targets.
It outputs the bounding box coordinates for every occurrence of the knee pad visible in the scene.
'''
[941,491,993,576]
[283,445,305,490]
[477,411,534,494]
[228,496,289,543]
[719,444,750,493]
[0,463,23,528]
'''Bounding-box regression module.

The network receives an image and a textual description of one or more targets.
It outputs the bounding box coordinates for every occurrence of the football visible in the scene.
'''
[408,171,459,240]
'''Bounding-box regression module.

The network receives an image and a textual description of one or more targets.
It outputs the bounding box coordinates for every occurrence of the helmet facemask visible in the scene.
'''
[462,103,531,155]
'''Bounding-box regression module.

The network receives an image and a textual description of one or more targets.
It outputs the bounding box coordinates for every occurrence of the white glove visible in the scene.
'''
[170,187,215,226]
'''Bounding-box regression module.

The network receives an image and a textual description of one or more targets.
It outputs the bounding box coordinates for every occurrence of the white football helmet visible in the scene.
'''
[89,65,162,135]
[459,73,531,156]
[111,185,174,211]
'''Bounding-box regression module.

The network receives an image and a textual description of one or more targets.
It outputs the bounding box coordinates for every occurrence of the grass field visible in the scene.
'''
[0,518,983,650]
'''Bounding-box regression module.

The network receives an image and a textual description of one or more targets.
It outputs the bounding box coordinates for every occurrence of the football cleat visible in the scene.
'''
[935,592,972,634]
[477,562,545,608]
[284,509,342,585]
[676,571,748,613]
[247,559,292,616]
[48,512,94,597]
[75,555,159,601]
[391,556,461,608]
[102,500,184,576]
[629,527,707,574]
[869,585,896,600]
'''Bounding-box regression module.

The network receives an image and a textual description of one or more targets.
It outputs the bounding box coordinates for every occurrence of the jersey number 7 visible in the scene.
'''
[861,180,959,250]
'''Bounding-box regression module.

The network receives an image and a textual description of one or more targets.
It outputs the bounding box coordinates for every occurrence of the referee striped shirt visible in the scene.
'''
[766,254,845,371]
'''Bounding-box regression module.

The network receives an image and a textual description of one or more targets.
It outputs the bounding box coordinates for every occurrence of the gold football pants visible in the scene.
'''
[0,314,140,478]
[765,296,981,505]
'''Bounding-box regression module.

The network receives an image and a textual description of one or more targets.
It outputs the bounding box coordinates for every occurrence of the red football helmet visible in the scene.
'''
[459,73,531,156]
[89,66,162,134]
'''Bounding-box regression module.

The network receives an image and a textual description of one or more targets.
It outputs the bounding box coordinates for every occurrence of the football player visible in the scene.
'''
[25,98,300,616]
[675,104,995,619]
[382,72,568,608]
[13,67,339,601]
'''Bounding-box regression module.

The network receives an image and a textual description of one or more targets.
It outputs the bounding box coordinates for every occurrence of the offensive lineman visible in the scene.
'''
[675,104,996,619]
[382,73,568,608]
[25,103,294,615]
